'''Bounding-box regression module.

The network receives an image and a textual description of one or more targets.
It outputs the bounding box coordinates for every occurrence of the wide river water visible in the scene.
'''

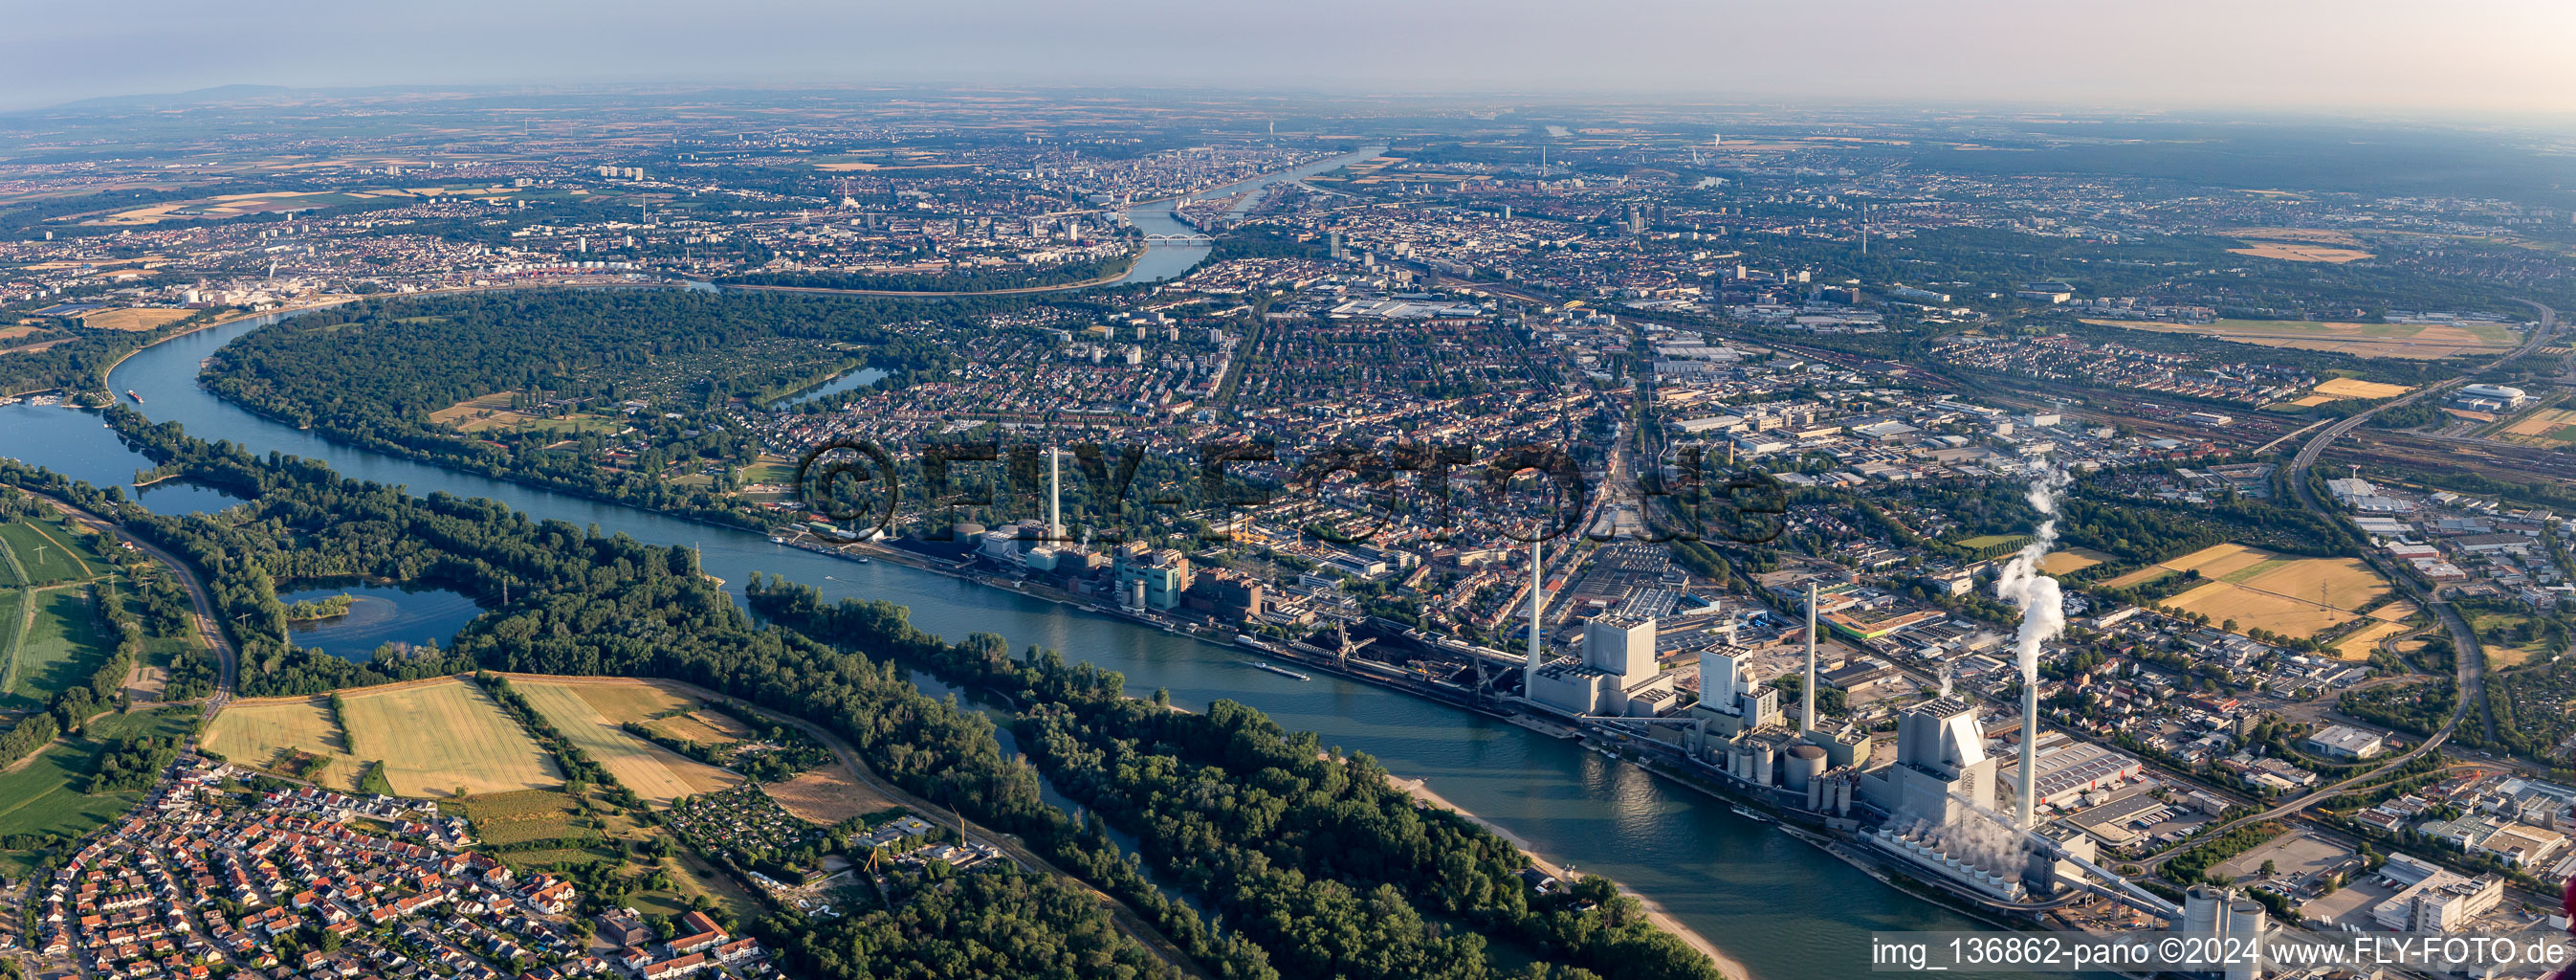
[0,158,2076,976]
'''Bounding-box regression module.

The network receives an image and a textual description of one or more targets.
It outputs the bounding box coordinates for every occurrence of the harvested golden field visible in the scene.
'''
[427,390,536,432]
[2499,408,2576,448]
[204,698,357,790]
[647,710,755,746]
[564,678,701,723]
[509,678,739,806]
[2087,319,2516,361]
[338,678,560,797]
[2226,227,2365,248]
[2129,544,2393,640]
[2332,621,2411,661]
[2230,242,2374,263]
[2311,377,2414,400]
[76,308,193,332]
[2037,547,2114,576]
[2371,601,2419,622]
[763,767,897,825]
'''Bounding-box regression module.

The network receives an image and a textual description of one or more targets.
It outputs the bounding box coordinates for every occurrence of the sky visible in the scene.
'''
[10,0,2576,115]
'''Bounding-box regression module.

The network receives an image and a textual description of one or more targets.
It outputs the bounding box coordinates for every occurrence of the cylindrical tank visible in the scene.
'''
[1753,744,1776,787]
[1806,779,1824,812]
[2180,885,2224,936]
[1786,745,1826,793]
[2224,901,2266,980]
[1834,780,1852,815]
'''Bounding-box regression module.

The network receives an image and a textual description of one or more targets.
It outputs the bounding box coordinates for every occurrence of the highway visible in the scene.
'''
[2278,300,2556,763]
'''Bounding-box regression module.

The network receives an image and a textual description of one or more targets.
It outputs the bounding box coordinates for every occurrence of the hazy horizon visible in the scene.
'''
[10,0,2576,117]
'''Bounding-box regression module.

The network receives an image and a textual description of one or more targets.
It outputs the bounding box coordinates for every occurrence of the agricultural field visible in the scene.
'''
[462,789,586,846]
[2311,377,2414,401]
[2221,228,2373,263]
[0,707,194,840]
[2,588,118,711]
[2226,230,2375,263]
[207,677,559,795]
[341,679,559,796]
[201,697,356,788]
[2498,408,2576,449]
[2331,621,2413,661]
[763,767,898,825]
[2112,544,2393,640]
[0,516,103,586]
[507,678,740,806]
[428,390,627,436]
[76,308,195,332]
[1954,533,2025,550]
[2037,547,2116,576]
[647,708,755,746]
[2086,318,2518,360]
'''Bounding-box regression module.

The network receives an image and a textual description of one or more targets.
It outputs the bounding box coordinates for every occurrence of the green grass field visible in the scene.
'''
[0,707,196,840]
[1,588,114,711]
[0,522,93,587]
[0,590,24,693]
[0,740,134,838]
[1953,534,2024,549]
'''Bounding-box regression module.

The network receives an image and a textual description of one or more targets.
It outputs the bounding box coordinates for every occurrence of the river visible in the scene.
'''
[1111,146,1382,284]
[0,281,2062,980]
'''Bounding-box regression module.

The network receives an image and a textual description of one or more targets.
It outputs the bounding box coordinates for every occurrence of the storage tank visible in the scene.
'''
[2180,885,2225,936]
[1752,743,1776,787]
[1785,745,1827,793]
[2224,902,2266,980]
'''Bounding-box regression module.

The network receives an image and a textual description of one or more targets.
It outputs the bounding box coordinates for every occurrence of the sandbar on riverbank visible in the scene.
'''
[1394,774,1755,980]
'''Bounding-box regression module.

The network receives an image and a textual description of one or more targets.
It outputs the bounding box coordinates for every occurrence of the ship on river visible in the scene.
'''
[1248,661,1310,681]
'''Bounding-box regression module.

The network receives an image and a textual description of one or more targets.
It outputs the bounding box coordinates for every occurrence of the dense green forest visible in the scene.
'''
[750,577,1723,980]
[0,306,231,399]
[194,288,991,524]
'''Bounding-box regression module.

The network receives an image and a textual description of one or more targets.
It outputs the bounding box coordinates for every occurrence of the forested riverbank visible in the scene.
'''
[0,407,1725,980]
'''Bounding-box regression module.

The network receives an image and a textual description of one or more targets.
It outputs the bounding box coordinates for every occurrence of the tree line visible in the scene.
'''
[5,411,1245,980]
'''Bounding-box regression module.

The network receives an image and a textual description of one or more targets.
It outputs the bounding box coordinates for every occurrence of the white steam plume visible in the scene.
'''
[1993,463,2074,685]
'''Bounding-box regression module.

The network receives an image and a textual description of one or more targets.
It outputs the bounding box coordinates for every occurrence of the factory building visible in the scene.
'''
[2373,864,2502,931]
[1687,645,1782,736]
[1860,696,1998,829]
[1995,735,2145,811]
[1525,614,1677,718]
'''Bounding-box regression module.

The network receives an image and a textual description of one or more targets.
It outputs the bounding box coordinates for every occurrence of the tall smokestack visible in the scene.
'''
[1525,539,1546,687]
[1996,461,2072,830]
[1047,444,1062,543]
[1802,582,1817,735]
[2018,679,2039,829]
